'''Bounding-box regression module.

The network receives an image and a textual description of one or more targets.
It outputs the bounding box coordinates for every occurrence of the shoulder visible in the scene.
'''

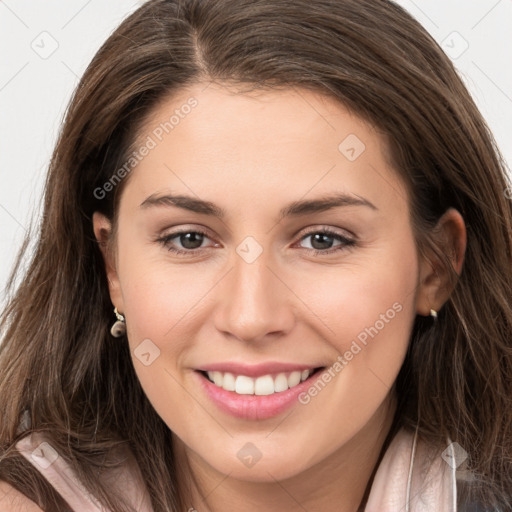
[0,481,44,512]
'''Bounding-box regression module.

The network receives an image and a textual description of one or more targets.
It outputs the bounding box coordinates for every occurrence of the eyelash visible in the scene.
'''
[156,227,356,257]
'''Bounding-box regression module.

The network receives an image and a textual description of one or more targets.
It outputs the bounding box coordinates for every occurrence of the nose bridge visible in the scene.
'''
[214,241,294,342]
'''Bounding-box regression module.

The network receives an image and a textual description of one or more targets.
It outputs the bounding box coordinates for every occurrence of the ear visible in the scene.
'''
[92,212,124,313]
[415,208,467,316]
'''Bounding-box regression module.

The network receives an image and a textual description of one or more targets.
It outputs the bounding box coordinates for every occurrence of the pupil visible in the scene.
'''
[181,232,203,249]
[311,233,333,250]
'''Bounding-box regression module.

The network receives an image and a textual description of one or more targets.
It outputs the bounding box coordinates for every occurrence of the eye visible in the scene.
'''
[296,228,356,255]
[157,229,216,255]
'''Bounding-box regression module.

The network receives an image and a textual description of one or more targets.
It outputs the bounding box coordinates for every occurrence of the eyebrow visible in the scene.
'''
[140,192,377,219]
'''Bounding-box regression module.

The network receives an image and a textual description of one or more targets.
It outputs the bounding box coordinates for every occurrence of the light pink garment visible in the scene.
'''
[15,428,456,511]
[15,431,154,512]
[365,428,457,511]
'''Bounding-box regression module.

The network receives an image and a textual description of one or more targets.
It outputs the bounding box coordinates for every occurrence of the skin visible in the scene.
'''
[93,82,466,512]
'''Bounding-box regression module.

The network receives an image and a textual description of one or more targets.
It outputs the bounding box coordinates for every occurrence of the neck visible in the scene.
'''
[174,393,397,512]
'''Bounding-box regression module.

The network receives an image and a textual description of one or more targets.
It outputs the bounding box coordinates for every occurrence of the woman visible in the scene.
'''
[0,0,511,510]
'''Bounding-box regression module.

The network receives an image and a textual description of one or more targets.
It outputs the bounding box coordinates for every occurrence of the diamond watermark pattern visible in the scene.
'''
[441,31,469,60]
[30,31,59,59]
[441,441,468,469]
[237,442,263,468]
[134,338,161,366]
[338,134,366,161]
[236,236,263,264]
[31,442,59,469]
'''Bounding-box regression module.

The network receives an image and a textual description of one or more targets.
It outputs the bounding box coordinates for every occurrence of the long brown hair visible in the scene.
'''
[1,0,511,510]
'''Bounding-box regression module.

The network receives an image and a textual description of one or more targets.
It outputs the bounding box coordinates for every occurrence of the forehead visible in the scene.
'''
[122,82,407,218]
[136,82,374,149]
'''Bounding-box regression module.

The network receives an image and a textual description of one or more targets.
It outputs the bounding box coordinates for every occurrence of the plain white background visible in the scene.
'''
[0,0,511,306]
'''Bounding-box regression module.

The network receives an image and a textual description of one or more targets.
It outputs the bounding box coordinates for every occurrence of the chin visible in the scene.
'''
[213,454,308,482]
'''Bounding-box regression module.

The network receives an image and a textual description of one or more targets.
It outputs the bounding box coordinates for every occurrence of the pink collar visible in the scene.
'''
[365,428,457,511]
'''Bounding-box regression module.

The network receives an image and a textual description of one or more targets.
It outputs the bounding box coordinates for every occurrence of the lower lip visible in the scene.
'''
[195,370,323,420]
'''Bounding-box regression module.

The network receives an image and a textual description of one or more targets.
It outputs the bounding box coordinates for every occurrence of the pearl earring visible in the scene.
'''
[430,309,438,319]
[110,307,126,337]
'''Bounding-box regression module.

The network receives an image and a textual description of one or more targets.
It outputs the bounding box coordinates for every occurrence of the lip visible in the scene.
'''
[195,366,325,420]
[197,361,322,378]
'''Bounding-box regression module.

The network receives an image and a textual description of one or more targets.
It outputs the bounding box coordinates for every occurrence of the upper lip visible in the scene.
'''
[196,361,324,378]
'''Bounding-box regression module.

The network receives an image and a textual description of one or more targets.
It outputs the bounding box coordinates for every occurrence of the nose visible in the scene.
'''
[213,249,295,344]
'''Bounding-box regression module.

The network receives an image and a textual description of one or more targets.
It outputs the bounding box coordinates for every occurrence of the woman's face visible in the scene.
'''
[95,82,432,482]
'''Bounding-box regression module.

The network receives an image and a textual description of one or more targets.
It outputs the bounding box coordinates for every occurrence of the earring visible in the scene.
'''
[430,309,438,319]
[110,307,126,337]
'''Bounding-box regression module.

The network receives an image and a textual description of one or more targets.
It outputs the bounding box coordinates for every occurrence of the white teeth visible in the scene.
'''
[274,373,289,392]
[235,375,254,395]
[222,372,236,391]
[254,375,274,396]
[212,371,223,387]
[205,369,315,395]
[288,371,301,388]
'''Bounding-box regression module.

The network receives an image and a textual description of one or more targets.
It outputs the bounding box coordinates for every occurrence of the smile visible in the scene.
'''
[203,368,322,396]
[195,365,326,420]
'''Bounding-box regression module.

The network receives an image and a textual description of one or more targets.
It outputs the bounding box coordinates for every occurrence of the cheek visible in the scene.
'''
[281,240,419,461]
[295,241,418,357]
[113,242,219,419]
[320,267,415,364]
[116,235,214,344]
[293,234,419,389]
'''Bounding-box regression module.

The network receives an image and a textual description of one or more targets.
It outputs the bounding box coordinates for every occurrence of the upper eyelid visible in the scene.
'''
[158,224,355,238]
